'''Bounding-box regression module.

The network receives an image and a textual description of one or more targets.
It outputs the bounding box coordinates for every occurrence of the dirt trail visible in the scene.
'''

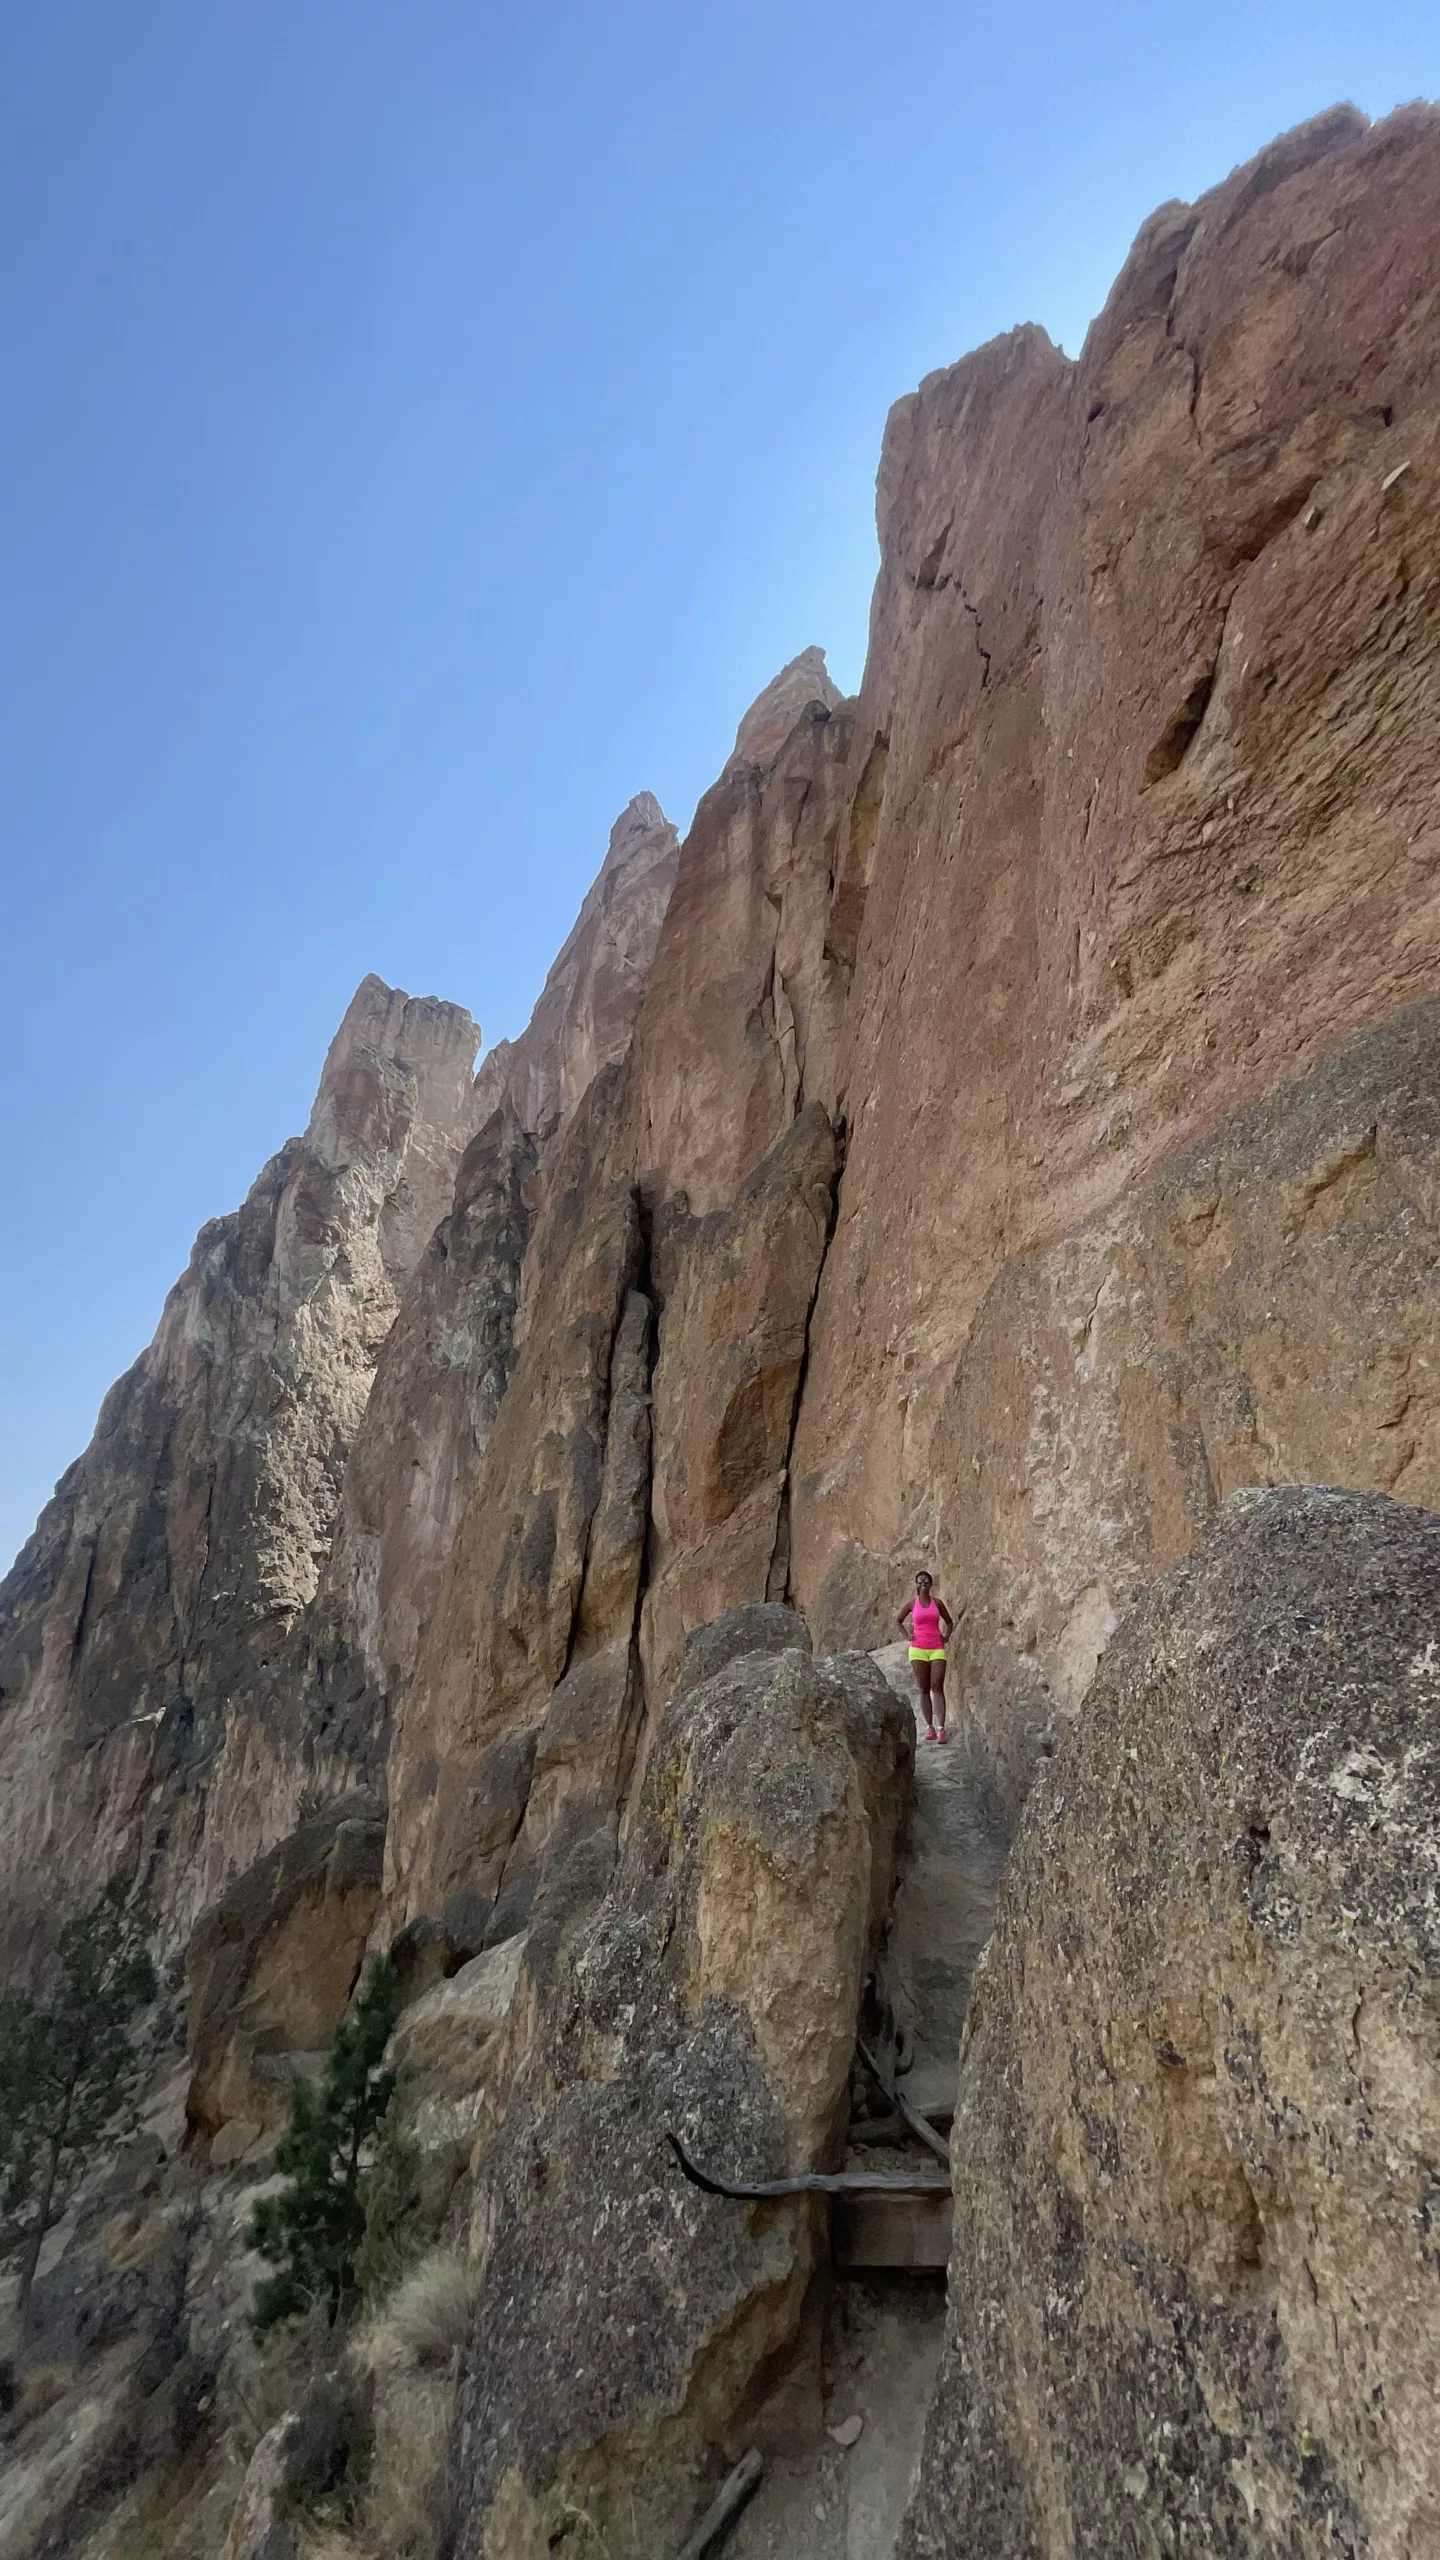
[725,1655,1011,2559]
[871,1642,1011,2117]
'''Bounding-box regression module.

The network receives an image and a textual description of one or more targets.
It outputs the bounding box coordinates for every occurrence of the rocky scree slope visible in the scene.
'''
[0,99,1439,2560]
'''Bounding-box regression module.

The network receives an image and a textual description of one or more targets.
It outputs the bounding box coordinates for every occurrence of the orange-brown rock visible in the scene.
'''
[473,790,679,1140]
[936,998,1440,1809]
[383,1070,647,1935]
[185,1792,385,2146]
[790,104,1440,1804]
[625,651,852,1214]
[638,1101,838,1704]
[0,979,480,1968]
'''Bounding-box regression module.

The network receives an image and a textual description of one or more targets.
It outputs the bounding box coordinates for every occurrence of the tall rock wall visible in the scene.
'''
[790,103,1440,1804]
[901,1487,1440,2559]
[380,648,853,1939]
[3,99,1440,2560]
[0,977,481,1964]
[376,108,1440,1958]
[11,103,1440,1967]
[0,771,683,1971]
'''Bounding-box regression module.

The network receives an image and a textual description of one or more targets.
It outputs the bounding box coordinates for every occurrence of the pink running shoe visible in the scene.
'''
[923,1724,938,1742]
[935,1728,949,1745]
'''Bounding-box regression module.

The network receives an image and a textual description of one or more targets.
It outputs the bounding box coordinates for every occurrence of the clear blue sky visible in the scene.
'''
[3,2,1437,1570]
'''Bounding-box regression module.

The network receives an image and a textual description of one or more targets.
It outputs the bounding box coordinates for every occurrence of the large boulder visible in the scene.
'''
[902,1486,1440,2560]
[450,1639,914,2556]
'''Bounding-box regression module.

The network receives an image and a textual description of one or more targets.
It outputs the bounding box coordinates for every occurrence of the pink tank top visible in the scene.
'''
[911,1596,943,1647]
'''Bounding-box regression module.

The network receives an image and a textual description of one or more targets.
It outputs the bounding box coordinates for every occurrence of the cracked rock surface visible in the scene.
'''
[900,1485,1440,2560]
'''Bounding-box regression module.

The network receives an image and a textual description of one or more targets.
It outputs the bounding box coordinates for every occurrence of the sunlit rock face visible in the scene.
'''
[0,977,482,1969]
[4,100,1440,2560]
[790,102,1440,1805]
[471,789,680,1143]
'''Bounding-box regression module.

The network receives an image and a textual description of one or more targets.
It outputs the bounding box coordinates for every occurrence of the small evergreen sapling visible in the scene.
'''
[0,1877,157,2322]
[249,1959,402,2331]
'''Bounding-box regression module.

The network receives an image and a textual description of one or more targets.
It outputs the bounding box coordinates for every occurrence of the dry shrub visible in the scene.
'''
[355,2250,476,2376]
[220,2308,323,2458]
[17,2360,77,2425]
[296,2371,452,2560]
[359,2376,452,2557]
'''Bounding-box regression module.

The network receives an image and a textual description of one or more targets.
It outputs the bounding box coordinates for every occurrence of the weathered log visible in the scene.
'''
[856,2036,952,2167]
[673,2447,764,2560]
[666,2131,950,2200]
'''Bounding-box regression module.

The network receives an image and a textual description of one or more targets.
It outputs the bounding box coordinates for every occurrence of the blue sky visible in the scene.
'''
[3,1,1438,1569]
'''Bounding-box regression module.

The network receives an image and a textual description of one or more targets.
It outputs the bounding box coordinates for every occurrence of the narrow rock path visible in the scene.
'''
[725,1655,1011,2559]
[869,1641,1011,2121]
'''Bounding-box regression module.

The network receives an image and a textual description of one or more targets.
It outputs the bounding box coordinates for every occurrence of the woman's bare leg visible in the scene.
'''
[931,1661,948,1735]
[912,1659,933,1727]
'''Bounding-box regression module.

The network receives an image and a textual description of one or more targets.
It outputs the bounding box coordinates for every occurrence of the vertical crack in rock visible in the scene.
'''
[958,582,992,689]
[766,1121,844,1603]
[555,1208,649,1691]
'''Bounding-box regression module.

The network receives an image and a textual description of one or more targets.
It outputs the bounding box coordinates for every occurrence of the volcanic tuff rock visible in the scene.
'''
[0,779,679,1975]
[185,1791,386,2150]
[901,1486,1440,2560]
[471,790,680,1140]
[450,1633,914,2559]
[5,99,1440,2560]
[624,648,853,1213]
[0,977,481,1964]
[790,103,1440,1777]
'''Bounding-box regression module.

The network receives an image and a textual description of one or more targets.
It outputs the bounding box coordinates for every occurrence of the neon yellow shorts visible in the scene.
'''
[908,1646,947,1663]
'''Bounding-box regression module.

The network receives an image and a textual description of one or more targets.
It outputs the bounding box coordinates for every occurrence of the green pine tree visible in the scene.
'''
[249,1959,402,2331]
[0,1877,157,2324]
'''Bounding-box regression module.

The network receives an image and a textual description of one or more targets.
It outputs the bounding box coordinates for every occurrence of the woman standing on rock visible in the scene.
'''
[898,1570,958,1744]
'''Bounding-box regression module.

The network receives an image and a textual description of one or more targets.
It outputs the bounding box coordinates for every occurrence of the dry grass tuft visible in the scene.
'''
[356,2251,476,2376]
[295,2370,453,2560]
[16,2360,77,2426]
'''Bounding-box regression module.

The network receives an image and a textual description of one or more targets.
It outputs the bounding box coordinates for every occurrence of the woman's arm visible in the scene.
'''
[897,1606,914,1634]
[937,1597,958,1632]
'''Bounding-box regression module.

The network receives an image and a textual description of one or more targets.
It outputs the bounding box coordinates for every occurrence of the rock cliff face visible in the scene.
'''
[471,790,680,1141]
[790,103,1440,1799]
[0,978,481,1963]
[3,98,1440,2560]
[901,1487,1440,2560]
[451,1626,912,2558]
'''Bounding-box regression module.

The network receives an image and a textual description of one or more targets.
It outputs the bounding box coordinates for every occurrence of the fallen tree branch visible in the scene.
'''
[856,2037,952,2169]
[667,2131,950,2200]
[673,2447,764,2560]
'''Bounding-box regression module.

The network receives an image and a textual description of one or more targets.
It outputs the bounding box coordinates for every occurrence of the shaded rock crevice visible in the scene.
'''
[766,1119,845,1607]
